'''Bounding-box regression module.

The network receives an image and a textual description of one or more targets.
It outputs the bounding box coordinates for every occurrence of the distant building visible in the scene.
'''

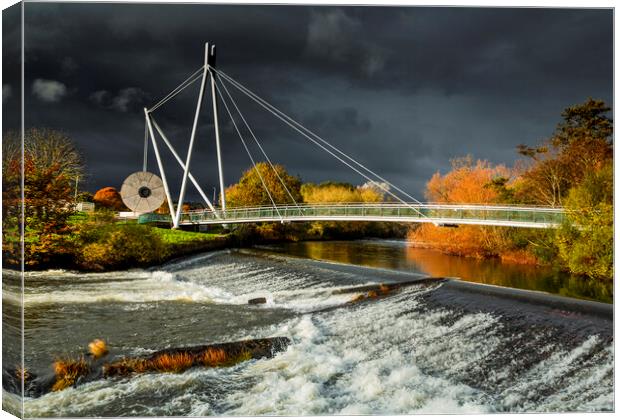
[118,211,144,219]
[75,202,95,213]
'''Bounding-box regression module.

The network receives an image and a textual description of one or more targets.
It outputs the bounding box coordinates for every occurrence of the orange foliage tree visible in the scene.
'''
[425,155,512,204]
[300,181,383,203]
[93,187,127,211]
[408,156,528,261]
[514,98,612,207]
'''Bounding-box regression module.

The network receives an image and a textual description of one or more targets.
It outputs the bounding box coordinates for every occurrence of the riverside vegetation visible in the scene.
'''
[1,99,612,281]
[1,131,403,272]
[408,99,613,282]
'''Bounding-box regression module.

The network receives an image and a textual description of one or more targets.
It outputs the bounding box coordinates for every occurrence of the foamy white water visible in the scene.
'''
[4,247,613,417]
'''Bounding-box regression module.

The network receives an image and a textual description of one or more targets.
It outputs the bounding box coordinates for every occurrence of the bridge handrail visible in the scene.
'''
[180,202,566,216]
[139,201,566,227]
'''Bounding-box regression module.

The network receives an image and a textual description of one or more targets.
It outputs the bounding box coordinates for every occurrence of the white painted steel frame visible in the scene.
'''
[144,108,176,219]
[209,64,227,211]
[173,43,211,228]
[142,43,229,227]
[150,117,218,215]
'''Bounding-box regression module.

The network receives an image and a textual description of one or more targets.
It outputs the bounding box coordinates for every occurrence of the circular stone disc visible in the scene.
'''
[120,171,165,213]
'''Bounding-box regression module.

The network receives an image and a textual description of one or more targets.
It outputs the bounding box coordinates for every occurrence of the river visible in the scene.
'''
[2,240,614,416]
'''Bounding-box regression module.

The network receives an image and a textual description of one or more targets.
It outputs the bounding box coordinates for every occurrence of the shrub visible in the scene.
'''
[52,357,90,391]
[93,187,127,211]
[75,223,169,270]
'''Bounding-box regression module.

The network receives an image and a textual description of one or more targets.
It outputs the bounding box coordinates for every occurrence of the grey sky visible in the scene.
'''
[2,2,613,201]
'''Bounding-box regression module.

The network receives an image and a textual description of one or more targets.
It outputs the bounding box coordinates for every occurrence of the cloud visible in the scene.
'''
[112,87,148,112]
[307,9,360,61]
[17,4,612,198]
[89,90,110,106]
[89,87,148,112]
[304,107,372,135]
[61,56,78,74]
[306,10,388,77]
[31,78,67,102]
[2,84,11,103]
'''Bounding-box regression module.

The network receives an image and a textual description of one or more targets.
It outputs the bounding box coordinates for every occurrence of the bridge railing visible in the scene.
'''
[138,203,566,226]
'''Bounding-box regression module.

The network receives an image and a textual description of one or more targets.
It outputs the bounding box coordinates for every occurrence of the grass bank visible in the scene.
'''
[152,227,233,261]
[72,222,234,272]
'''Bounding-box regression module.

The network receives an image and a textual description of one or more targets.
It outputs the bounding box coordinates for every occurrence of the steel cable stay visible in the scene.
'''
[149,71,203,114]
[214,73,283,222]
[212,68,428,220]
[213,68,428,218]
[213,68,424,204]
[214,74,301,209]
[148,66,205,113]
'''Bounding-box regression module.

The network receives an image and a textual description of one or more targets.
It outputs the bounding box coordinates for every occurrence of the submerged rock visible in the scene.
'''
[248,297,267,305]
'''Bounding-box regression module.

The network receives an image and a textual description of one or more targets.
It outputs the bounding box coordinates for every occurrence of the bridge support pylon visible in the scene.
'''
[141,42,228,229]
[207,43,227,213]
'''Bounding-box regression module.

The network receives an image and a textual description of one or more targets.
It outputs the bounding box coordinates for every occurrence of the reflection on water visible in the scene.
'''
[265,240,613,303]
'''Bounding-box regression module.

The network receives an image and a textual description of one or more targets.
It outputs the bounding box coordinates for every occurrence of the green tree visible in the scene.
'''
[556,163,613,280]
[224,162,302,208]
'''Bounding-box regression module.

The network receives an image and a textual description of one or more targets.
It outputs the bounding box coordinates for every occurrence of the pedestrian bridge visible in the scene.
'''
[138,203,565,229]
[131,44,566,231]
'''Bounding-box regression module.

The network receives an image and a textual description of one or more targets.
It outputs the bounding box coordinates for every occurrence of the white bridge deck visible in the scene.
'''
[138,203,565,229]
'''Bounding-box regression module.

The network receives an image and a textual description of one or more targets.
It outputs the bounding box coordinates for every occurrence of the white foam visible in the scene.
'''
[22,271,234,305]
[16,249,614,415]
[221,295,494,415]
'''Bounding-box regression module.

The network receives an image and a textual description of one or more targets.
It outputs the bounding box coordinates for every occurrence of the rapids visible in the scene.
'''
[2,242,613,416]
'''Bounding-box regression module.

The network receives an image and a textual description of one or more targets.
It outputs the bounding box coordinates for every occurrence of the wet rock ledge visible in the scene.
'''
[3,337,291,398]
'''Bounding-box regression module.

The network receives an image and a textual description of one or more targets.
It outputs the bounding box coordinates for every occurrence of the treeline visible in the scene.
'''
[200,162,406,243]
[1,130,403,271]
[408,99,613,281]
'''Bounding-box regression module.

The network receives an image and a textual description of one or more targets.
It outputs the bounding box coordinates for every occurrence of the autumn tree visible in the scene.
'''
[2,129,84,267]
[300,181,386,238]
[408,156,535,262]
[93,187,127,211]
[515,98,612,206]
[300,181,383,203]
[425,155,513,204]
[225,162,302,208]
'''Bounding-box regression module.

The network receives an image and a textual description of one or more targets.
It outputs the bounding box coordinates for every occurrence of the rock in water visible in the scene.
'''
[16,336,291,397]
[248,297,267,305]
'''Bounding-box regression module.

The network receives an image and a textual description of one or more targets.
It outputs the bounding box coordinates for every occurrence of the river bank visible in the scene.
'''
[3,244,613,416]
[10,218,406,272]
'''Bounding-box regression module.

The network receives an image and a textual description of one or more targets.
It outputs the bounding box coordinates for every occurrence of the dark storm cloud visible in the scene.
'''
[9,2,612,200]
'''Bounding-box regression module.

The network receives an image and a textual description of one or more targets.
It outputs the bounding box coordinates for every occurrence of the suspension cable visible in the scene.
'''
[148,66,205,112]
[214,76,283,220]
[213,68,426,219]
[214,68,425,207]
[214,74,301,208]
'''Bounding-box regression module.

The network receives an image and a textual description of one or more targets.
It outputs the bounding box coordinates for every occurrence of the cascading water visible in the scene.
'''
[2,242,613,416]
